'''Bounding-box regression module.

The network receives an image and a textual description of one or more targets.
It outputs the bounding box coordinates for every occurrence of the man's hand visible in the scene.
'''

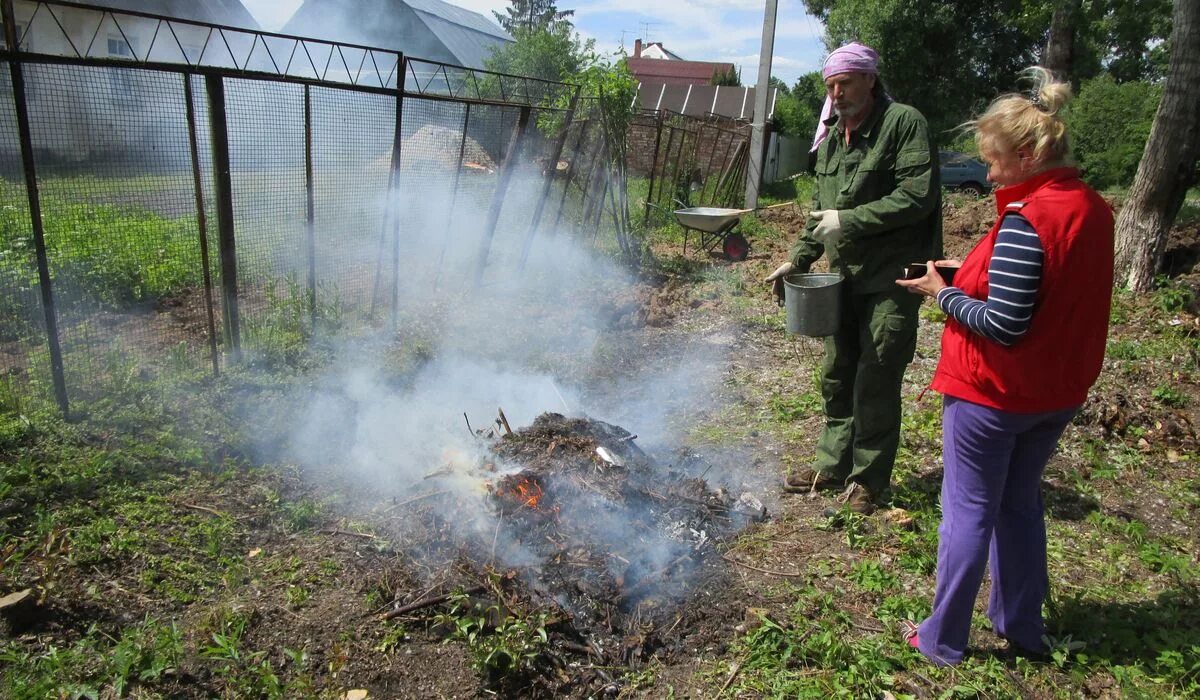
[810,209,843,245]
[765,261,795,306]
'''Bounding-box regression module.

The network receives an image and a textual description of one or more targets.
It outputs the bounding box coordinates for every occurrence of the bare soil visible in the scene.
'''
[5,193,1199,699]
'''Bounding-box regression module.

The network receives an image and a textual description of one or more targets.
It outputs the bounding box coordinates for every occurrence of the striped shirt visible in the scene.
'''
[936,212,1044,346]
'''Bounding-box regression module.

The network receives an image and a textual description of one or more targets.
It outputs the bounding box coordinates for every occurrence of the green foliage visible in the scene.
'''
[849,559,899,593]
[1152,275,1195,313]
[241,276,343,370]
[434,591,550,679]
[804,0,1173,138]
[201,608,286,697]
[1069,74,1161,189]
[0,617,183,698]
[766,392,821,422]
[808,0,1039,137]
[0,180,200,338]
[732,600,906,697]
[772,71,824,139]
[485,22,593,85]
[491,0,574,35]
[1151,384,1188,408]
[710,64,741,87]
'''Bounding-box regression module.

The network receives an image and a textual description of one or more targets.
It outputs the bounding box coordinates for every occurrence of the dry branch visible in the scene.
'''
[380,584,487,621]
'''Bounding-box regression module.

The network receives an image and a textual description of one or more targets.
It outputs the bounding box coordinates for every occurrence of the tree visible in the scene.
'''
[800,0,1174,136]
[1069,74,1161,189]
[1041,0,1079,78]
[710,65,741,86]
[770,72,824,138]
[1113,0,1200,292]
[802,0,1039,137]
[485,22,594,84]
[492,0,574,35]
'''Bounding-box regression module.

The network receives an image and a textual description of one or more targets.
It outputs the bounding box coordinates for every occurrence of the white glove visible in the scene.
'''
[764,261,794,283]
[810,209,843,245]
[765,261,794,305]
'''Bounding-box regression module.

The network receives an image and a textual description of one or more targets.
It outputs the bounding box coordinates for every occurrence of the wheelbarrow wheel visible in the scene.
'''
[723,232,750,261]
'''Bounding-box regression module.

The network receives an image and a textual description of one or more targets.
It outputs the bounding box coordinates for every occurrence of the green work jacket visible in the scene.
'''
[790,97,942,294]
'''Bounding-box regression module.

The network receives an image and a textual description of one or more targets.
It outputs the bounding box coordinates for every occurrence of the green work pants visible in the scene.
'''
[813,288,920,494]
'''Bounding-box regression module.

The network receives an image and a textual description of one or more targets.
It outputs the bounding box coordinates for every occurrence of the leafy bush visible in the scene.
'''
[0,180,201,333]
[1069,75,1161,190]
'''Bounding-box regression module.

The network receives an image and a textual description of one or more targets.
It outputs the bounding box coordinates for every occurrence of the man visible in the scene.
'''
[766,42,941,514]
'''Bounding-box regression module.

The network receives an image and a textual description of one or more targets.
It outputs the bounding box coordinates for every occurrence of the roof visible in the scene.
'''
[640,42,684,61]
[282,0,512,70]
[626,57,735,86]
[635,82,776,120]
[404,0,509,41]
[84,0,260,30]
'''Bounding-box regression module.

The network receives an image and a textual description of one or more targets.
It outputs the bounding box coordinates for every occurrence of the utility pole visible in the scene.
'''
[745,0,778,208]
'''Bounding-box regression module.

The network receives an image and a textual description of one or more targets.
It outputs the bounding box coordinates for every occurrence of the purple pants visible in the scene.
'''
[916,396,1077,666]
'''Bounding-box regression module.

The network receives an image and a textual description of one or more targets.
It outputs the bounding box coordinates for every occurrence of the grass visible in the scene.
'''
[0,180,202,308]
[2,174,1198,698]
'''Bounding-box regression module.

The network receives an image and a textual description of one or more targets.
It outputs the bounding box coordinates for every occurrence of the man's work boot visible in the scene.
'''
[836,482,878,515]
[782,467,841,494]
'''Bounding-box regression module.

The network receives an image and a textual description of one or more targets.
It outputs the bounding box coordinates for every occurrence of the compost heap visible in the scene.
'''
[397,412,765,681]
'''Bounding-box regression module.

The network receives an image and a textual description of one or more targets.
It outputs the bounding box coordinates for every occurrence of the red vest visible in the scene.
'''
[931,168,1114,413]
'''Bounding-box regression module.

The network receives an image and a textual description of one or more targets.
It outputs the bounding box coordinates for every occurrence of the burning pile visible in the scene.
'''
[385,412,764,688]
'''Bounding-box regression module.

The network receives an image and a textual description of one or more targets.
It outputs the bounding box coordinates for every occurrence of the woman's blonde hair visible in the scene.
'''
[969,67,1073,168]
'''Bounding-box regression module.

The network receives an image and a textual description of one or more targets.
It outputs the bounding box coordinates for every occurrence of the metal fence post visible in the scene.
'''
[205,74,240,361]
[472,105,531,286]
[432,102,471,290]
[517,86,580,270]
[390,57,407,332]
[183,75,220,378]
[643,110,665,225]
[549,117,593,233]
[304,84,316,330]
[3,0,68,416]
[656,124,678,213]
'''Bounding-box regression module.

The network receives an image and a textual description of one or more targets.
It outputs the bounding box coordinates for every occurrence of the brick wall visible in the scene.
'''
[626,112,753,179]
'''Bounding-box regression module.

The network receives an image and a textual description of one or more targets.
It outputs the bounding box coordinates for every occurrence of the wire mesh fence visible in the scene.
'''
[0,1,593,416]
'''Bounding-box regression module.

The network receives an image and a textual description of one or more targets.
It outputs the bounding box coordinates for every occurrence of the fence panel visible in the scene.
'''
[0,2,589,413]
[6,62,212,395]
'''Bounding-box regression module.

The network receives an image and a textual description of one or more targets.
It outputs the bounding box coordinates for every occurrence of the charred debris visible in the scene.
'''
[376,411,767,693]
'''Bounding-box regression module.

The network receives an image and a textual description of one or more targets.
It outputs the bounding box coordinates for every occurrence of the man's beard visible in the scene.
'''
[833,100,866,119]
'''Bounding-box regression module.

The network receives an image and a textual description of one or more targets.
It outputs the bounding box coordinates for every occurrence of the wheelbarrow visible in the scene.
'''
[647,200,799,261]
[674,206,754,261]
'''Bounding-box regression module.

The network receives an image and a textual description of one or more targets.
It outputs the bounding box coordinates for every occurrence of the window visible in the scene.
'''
[183,43,202,64]
[107,35,133,58]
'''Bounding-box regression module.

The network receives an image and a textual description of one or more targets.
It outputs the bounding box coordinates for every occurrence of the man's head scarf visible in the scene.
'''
[811,42,881,152]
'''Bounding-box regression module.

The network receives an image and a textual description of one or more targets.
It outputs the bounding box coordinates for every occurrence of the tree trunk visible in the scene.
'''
[1041,1,1078,79]
[1113,0,1200,292]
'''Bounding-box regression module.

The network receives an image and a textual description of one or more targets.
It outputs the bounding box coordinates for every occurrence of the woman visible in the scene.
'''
[895,67,1114,666]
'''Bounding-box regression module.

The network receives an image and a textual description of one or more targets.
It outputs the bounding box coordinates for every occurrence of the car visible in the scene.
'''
[939,151,991,196]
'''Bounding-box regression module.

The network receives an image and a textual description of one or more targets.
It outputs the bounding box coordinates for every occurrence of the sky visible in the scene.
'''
[239,0,828,88]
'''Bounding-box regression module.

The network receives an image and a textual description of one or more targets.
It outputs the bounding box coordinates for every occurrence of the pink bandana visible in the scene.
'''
[811,42,880,152]
[821,42,879,80]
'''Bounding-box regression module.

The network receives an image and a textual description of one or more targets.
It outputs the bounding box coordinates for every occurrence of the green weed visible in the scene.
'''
[1152,384,1188,407]
[433,590,550,679]
[1153,276,1195,313]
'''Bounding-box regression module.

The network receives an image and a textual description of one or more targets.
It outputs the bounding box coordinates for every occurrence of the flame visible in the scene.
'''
[507,477,544,510]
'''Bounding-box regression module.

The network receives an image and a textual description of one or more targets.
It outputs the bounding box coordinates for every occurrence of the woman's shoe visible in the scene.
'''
[900,620,920,649]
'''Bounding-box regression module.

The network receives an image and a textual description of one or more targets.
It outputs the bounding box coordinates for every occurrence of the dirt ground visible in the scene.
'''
[5,193,1199,699]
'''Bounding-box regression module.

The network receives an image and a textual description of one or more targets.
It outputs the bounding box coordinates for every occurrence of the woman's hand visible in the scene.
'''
[896,260,948,298]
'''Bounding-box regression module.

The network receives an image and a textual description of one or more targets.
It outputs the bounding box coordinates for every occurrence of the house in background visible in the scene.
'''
[281,0,513,70]
[5,0,263,169]
[626,39,773,122]
[626,38,735,87]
